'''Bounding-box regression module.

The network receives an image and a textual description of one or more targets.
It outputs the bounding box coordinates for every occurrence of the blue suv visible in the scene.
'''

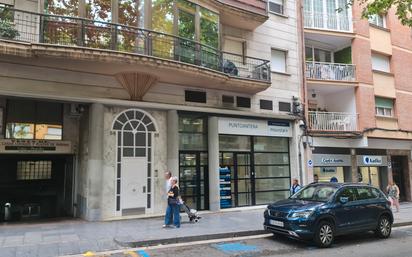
[264,183,393,247]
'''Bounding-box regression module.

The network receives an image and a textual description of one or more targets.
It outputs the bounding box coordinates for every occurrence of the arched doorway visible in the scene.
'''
[112,109,157,216]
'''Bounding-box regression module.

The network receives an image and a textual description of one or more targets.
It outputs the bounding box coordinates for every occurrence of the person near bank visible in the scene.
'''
[164,176,181,228]
[290,178,302,195]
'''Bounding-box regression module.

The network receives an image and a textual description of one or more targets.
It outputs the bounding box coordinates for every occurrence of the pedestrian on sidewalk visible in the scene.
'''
[164,176,181,228]
[163,171,173,227]
[290,178,302,196]
[387,181,400,212]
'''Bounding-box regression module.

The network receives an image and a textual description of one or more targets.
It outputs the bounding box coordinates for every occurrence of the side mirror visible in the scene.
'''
[339,197,349,204]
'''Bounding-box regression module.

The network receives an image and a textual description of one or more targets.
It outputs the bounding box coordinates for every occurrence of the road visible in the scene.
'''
[69,225,412,257]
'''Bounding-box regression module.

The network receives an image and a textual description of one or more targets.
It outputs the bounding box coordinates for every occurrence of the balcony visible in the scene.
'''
[304,12,352,32]
[216,0,268,30]
[308,112,358,132]
[0,7,271,94]
[306,62,356,82]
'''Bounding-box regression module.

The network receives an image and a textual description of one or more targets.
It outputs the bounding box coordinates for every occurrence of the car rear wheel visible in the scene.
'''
[375,215,392,239]
[314,221,334,248]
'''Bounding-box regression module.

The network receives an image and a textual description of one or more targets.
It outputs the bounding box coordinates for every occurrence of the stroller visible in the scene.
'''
[179,199,201,223]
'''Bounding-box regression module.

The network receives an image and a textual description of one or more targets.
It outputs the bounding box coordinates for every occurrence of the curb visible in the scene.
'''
[114,230,270,248]
[114,221,412,248]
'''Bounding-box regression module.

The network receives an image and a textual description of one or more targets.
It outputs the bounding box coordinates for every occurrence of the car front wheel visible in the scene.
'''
[314,221,334,248]
[375,215,392,238]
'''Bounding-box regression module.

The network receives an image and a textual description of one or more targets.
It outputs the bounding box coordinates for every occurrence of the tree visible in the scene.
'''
[348,0,412,27]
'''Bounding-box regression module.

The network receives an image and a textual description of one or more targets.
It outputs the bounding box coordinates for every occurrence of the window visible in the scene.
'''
[5,100,63,140]
[236,96,251,108]
[222,95,235,104]
[260,100,273,110]
[336,188,357,202]
[279,102,291,112]
[372,53,390,72]
[369,14,386,28]
[269,0,284,15]
[306,46,332,62]
[357,187,374,200]
[375,97,394,117]
[271,49,287,73]
[185,90,206,103]
[17,161,52,180]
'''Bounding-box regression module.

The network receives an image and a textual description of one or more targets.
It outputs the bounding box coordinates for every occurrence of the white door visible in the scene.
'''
[121,157,147,210]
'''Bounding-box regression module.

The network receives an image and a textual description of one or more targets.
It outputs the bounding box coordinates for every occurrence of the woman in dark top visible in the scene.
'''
[164,176,181,228]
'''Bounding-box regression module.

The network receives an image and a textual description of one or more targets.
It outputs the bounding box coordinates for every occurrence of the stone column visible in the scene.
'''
[351,149,358,183]
[167,110,179,176]
[86,103,104,221]
[208,117,220,211]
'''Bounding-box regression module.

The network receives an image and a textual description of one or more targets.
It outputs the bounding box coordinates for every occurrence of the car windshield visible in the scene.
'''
[290,185,338,202]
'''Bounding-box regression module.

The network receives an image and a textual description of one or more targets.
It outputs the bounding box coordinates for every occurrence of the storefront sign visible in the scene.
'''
[321,167,337,173]
[357,155,388,167]
[0,139,73,154]
[313,154,351,167]
[218,118,292,138]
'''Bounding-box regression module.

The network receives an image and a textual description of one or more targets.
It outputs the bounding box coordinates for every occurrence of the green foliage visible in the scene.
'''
[0,20,19,40]
[347,0,412,27]
[334,47,352,64]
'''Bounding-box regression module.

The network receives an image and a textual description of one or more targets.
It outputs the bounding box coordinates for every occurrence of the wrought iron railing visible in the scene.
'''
[0,7,270,82]
[304,11,351,32]
[305,61,356,81]
[308,111,358,132]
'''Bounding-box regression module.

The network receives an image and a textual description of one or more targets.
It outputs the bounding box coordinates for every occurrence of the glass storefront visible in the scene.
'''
[358,167,380,188]
[314,167,345,183]
[178,114,208,210]
[219,135,290,208]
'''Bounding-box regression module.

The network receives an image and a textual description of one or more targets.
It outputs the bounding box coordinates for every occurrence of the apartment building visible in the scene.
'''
[0,0,302,221]
[302,0,412,201]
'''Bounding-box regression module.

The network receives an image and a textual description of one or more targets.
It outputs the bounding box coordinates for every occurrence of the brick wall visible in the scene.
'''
[396,93,412,131]
[356,86,376,130]
[352,38,373,84]
[387,8,412,51]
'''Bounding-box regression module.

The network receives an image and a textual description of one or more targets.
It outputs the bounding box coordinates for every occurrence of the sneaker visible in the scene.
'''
[162,225,170,228]
[174,225,180,228]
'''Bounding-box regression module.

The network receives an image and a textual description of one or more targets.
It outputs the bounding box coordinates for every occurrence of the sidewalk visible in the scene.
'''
[0,203,411,257]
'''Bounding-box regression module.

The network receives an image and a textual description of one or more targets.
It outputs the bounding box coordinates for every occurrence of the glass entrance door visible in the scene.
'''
[220,152,253,207]
[358,167,380,188]
[179,152,208,210]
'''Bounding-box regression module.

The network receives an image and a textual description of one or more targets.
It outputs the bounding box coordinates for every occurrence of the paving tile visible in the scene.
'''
[58,241,81,255]
[0,246,17,257]
[37,243,59,257]
[15,245,38,257]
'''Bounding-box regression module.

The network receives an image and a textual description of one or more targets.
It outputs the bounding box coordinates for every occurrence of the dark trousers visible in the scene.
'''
[164,203,180,227]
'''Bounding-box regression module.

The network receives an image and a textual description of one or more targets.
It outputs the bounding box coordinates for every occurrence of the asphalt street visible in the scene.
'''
[68,225,412,257]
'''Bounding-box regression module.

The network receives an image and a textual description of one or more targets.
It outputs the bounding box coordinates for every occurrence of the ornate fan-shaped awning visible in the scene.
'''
[115,72,157,101]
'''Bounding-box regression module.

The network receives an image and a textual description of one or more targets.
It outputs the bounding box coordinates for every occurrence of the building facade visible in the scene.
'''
[302,0,412,201]
[0,0,303,221]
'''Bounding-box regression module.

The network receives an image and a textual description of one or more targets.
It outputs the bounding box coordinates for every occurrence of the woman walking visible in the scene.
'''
[164,176,181,228]
[387,181,400,213]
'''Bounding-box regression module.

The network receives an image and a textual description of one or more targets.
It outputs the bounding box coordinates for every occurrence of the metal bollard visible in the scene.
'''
[4,203,11,221]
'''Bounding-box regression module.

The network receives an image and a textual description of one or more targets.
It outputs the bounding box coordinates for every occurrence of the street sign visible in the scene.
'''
[308,159,313,168]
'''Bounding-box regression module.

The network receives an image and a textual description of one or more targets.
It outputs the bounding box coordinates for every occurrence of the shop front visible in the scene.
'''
[357,155,388,189]
[217,117,293,208]
[312,154,352,183]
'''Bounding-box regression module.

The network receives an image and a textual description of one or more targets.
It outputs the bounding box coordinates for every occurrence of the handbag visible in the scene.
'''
[168,198,178,205]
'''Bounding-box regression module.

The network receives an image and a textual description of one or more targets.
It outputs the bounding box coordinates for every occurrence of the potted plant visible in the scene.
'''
[0,19,19,40]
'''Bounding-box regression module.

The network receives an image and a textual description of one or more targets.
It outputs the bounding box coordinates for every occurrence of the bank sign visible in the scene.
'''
[313,154,351,167]
[357,155,388,167]
[218,118,292,138]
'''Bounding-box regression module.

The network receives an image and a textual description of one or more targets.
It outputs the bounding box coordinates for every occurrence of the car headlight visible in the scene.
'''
[290,210,314,219]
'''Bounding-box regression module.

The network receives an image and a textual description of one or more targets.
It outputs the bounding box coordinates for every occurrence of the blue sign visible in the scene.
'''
[308,159,313,168]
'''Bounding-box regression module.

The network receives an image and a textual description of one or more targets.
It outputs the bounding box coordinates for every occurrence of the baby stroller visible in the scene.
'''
[179,199,201,223]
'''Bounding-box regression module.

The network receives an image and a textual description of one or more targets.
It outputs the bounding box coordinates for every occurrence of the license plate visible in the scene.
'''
[269,220,284,227]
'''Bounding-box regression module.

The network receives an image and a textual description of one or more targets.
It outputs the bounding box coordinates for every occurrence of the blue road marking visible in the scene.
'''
[211,242,259,254]
[137,250,150,257]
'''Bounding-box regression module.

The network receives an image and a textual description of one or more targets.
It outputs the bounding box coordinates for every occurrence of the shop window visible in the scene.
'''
[179,115,208,151]
[236,96,251,108]
[5,100,63,140]
[375,97,394,117]
[271,49,287,73]
[372,53,390,73]
[185,90,207,103]
[369,14,386,28]
[17,161,52,180]
[279,102,291,112]
[268,0,284,15]
[260,100,273,110]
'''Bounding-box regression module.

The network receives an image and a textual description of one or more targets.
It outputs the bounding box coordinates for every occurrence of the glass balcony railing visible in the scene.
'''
[305,61,356,82]
[308,111,358,132]
[0,7,270,83]
[304,11,352,32]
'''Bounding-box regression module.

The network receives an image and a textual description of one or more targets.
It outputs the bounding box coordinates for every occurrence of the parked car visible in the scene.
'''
[264,183,393,247]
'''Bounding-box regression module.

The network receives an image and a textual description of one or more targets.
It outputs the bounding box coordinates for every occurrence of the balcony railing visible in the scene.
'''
[308,112,358,132]
[306,61,356,82]
[304,11,351,32]
[0,7,270,82]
